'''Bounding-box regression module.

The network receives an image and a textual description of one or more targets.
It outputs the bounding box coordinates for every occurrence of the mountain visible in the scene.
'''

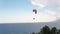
[53,19,60,23]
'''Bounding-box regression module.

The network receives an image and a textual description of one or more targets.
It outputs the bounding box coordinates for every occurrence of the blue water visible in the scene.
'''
[0,23,60,34]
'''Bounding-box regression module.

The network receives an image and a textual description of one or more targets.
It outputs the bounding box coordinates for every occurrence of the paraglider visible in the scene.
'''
[33,9,37,20]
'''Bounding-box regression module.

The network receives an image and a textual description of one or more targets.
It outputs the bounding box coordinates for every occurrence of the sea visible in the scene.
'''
[0,22,60,34]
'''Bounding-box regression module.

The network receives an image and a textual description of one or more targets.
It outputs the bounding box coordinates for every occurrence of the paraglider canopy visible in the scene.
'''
[33,9,37,14]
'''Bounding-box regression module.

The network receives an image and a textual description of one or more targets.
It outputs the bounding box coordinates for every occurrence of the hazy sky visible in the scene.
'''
[0,0,60,23]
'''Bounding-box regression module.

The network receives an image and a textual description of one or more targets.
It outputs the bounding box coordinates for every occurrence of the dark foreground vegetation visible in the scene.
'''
[31,25,60,34]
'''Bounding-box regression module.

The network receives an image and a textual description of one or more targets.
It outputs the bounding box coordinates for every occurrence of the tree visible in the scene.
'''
[37,32,40,34]
[30,25,59,34]
[40,25,50,34]
[57,29,60,34]
[51,27,57,34]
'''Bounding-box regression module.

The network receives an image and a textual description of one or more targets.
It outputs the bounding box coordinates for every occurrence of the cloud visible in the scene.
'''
[48,0,60,8]
[31,0,60,8]
[31,0,47,7]
[45,9,60,18]
[45,10,57,16]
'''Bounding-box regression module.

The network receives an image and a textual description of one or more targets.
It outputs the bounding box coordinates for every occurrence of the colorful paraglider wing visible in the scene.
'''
[33,9,37,14]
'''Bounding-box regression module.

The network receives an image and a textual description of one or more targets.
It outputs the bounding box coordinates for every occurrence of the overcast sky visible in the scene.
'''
[0,0,60,23]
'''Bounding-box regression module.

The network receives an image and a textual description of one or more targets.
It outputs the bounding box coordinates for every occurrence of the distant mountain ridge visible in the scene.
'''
[53,19,60,23]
